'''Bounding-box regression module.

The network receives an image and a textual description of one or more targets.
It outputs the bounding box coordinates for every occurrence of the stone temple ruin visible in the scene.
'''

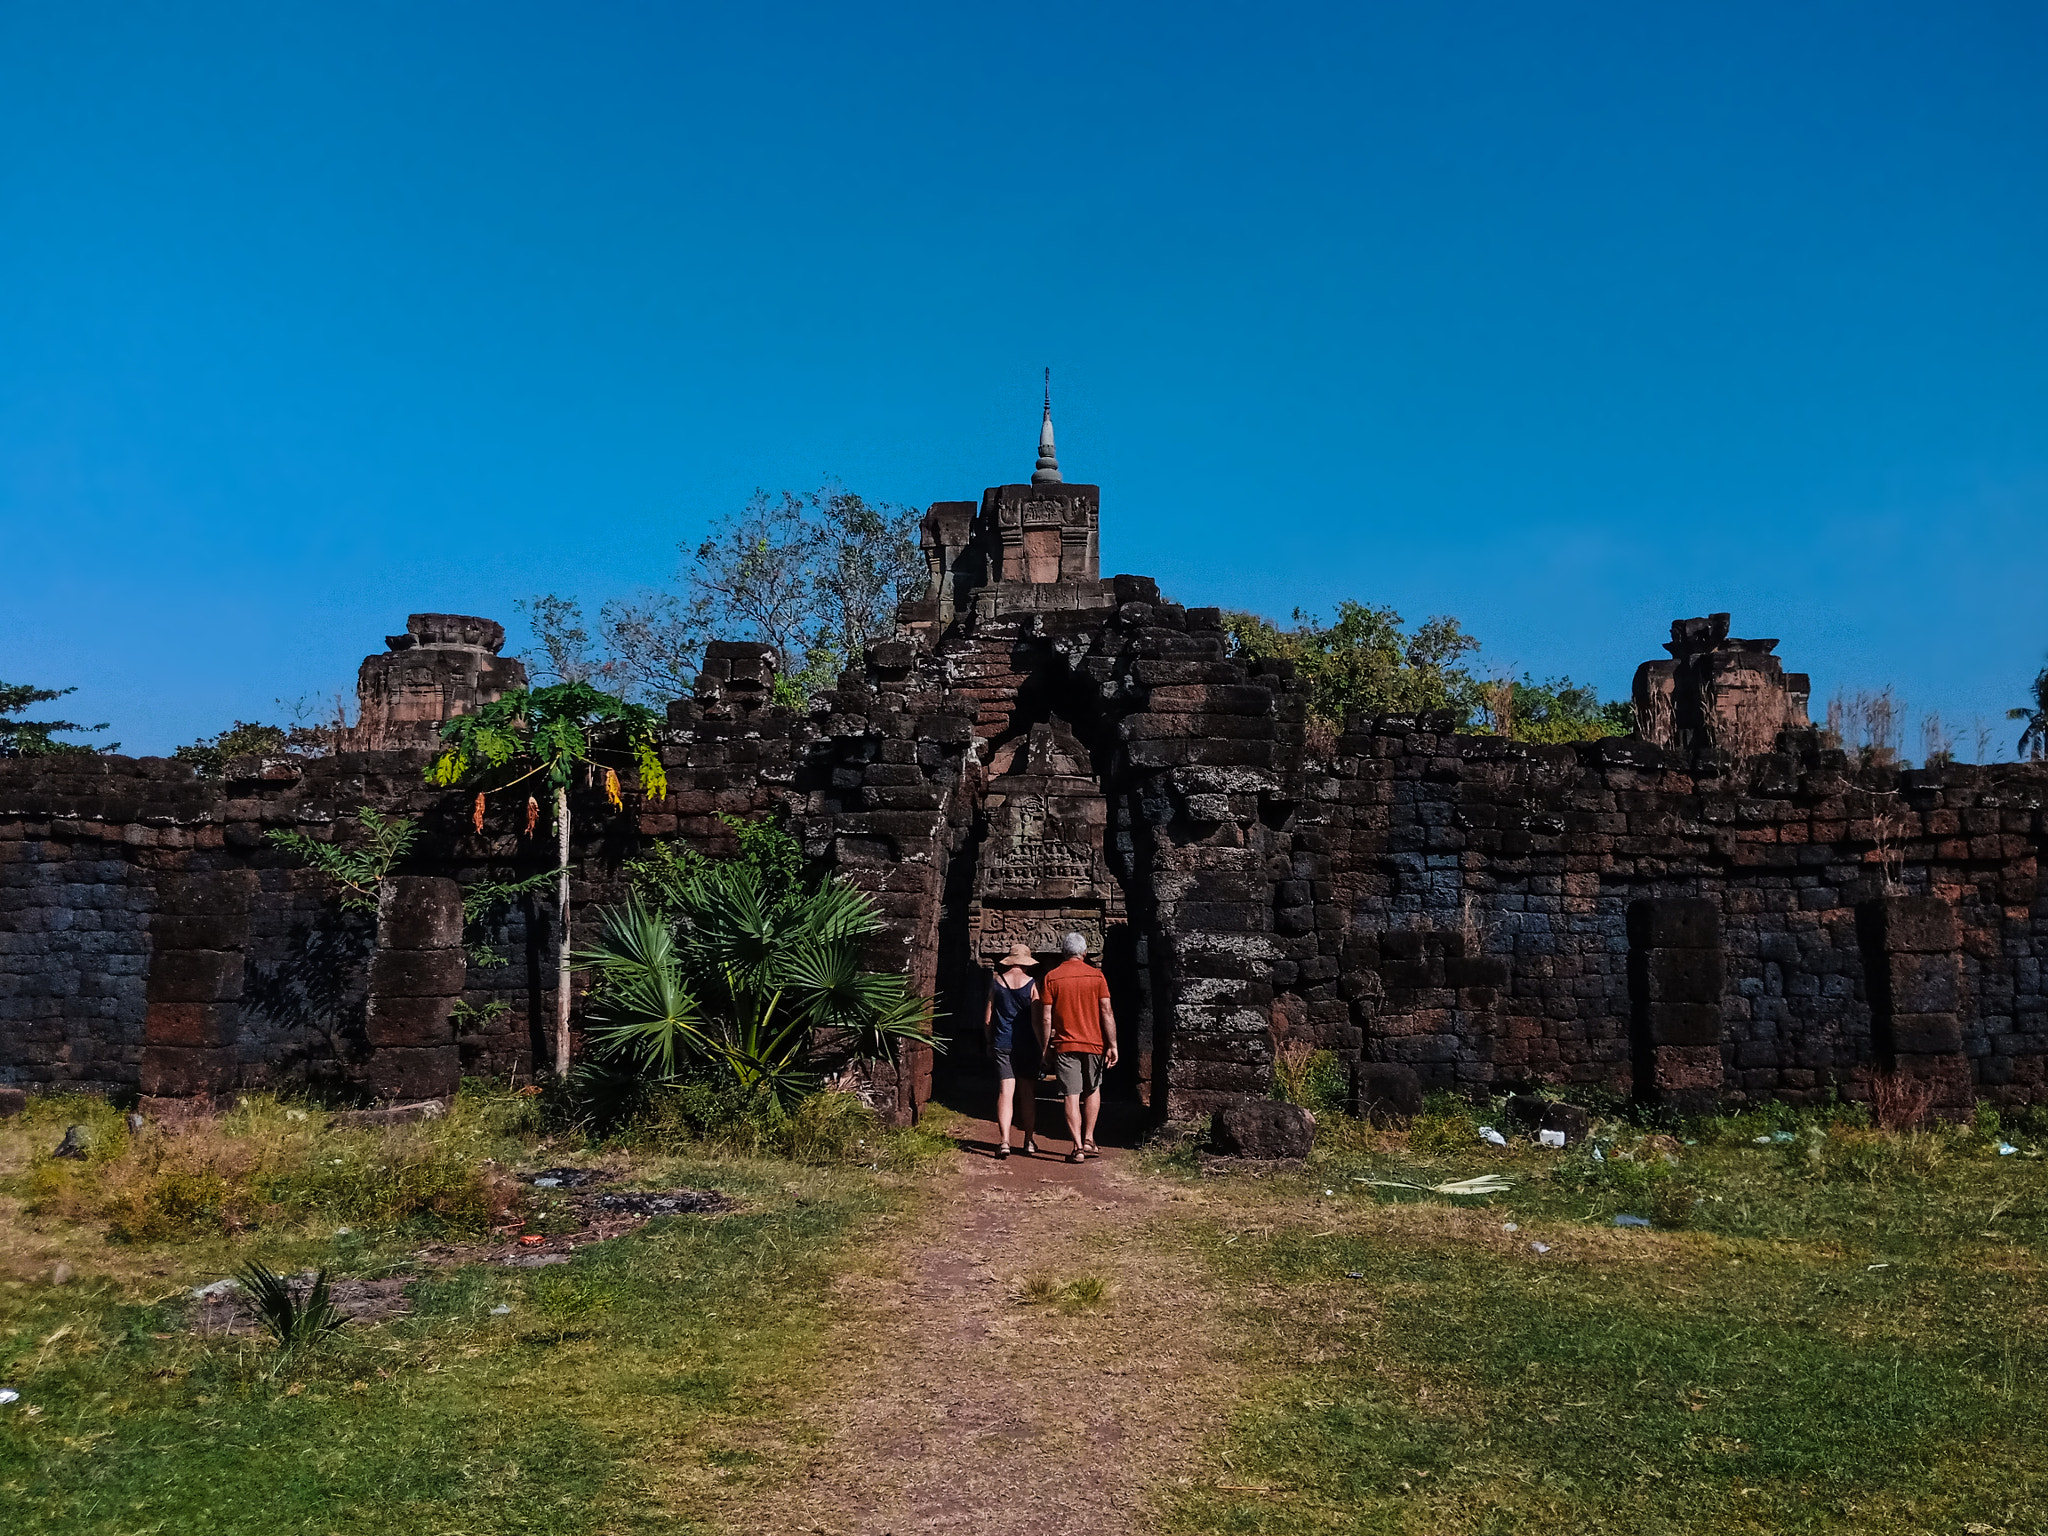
[5,399,2048,1124]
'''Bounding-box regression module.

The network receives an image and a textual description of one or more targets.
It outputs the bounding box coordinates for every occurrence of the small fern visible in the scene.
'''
[265,806,419,913]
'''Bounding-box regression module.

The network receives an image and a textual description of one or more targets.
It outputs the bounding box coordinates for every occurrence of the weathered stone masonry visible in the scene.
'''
[6,433,2048,1121]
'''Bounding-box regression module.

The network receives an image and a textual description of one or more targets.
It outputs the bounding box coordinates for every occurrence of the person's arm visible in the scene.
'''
[1100,992,1119,1069]
[983,975,996,1054]
[1037,984,1053,1057]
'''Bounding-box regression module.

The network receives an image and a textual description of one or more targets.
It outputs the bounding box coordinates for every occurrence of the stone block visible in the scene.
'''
[365,993,458,1049]
[1886,953,1958,1015]
[1211,1100,1315,1159]
[150,914,249,951]
[1877,896,1959,954]
[1351,1060,1423,1125]
[0,1085,24,1118]
[368,949,467,999]
[139,1045,237,1097]
[361,1046,461,1102]
[156,869,259,918]
[1646,1002,1723,1047]
[143,1001,235,1048]
[1626,898,1719,950]
[1642,948,1724,1005]
[145,949,245,1004]
[1890,1013,1963,1055]
[376,876,463,951]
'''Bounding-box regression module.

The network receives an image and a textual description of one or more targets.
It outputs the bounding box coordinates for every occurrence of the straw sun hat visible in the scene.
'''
[997,942,1038,967]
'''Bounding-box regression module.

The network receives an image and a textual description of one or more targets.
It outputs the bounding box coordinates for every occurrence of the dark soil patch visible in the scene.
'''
[586,1189,733,1216]
[189,1274,413,1337]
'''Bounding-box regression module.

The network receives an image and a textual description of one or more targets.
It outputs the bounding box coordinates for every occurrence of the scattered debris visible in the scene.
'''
[126,1112,146,1134]
[1867,1262,1890,1270]
[47,1262,71,1286]
[522,1166,612,1189]
[489,1304,512,1315]
[1998,1142,2019,1156]
[1359,1174,1513,1198]
[1614,1214,1651,1228]
[589,1189,735,1217]
[518,1235,546,1247]
[1538,1129,1566,1149]
[497,1252,570,1268]
[1502,1222,1519,1232]
[1345,1271,1364,1279]
[0,1389,18,1404]
[1530,1241,1551,1254]
[1476,1125,1508,1148]
[326,1100,445,1130]
[1772,1130,1795,1143]
[52,1124,90,1160]
[191,1278,241,1301]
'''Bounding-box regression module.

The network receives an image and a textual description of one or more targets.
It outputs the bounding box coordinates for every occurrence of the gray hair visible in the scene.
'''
[1061,932,1087,956]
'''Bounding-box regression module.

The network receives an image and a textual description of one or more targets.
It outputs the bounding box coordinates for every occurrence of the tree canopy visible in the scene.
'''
[0,682,113,757]
[524,482,922,709]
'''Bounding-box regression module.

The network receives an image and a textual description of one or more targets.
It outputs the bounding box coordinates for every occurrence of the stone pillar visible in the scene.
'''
[1627,898,1725,1112]
[363,876,465,1101]
[140,870,259,1100]
[1861,896,1969,1112]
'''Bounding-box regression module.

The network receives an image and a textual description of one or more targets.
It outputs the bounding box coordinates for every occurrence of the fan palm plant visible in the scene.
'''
[2010,661,2048,762]
[577,860,937,1103]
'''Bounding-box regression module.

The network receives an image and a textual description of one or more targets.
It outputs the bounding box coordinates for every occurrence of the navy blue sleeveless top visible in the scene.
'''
[988,974,1037,1052]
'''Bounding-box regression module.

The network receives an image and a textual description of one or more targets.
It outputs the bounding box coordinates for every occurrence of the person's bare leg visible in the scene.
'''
[1016,1075,1037,1150]
[1064,1092,1085,1153]
[1082,1086,1102,1152]
[995,1076,1016,1152]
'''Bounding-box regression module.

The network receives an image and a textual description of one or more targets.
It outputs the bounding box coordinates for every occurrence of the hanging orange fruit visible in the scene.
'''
[472,792,486,832]
[525,796,540,837]
[605,766,624,810]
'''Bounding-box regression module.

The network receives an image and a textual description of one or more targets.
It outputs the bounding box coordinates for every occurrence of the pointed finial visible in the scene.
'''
[1032,367,1062,485]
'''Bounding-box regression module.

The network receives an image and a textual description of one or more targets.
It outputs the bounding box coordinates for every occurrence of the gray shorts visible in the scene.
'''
[992,1045,1041,1082]
[1054,1051,1104,1098]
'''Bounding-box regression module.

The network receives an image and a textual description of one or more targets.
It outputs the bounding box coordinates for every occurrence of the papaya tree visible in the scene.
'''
[425,682,668,1076]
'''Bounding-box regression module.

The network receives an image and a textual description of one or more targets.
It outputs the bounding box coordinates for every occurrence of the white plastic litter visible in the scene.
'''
[1998,1143,2018,1156]
[335,1227,352,1236]
[190,1279,240,1300]
[489,1305,512,1315]
[1591,1146,1605,1162]
[285,1109,308,1122]
[1530,1242,1550,1254]
[1502,1222,1519,1232]
[1477,1125,1508,1147]
[1344,1271,1364,1280]
[1538,1129,1566,1149]
[0,1389,18,1404]
[1753,1135,1772,1145]
[1323,1188,1334,1196]
[1772,1131,1796,1143]
[533,1177,563,1188]
[1614,1214,1652,1228]
[1362,1173,1515,1197]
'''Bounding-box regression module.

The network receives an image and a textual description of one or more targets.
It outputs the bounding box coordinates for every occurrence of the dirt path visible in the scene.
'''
[735,1105,1234,1536]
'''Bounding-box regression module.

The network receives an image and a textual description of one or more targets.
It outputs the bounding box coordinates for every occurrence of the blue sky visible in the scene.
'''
[3,3,2044,757]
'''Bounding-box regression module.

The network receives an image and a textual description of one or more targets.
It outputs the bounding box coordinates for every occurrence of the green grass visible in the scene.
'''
[1161,1111,2048,1534]
[0,1082,944,1535]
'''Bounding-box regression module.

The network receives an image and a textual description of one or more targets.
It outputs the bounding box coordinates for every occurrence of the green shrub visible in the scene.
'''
[1272,1045,1347,1117]
[1407,1110,1480,1156]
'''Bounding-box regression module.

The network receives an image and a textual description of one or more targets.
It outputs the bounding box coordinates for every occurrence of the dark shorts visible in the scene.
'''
[1054,1051,1105,1098]
[992,1044,1041,1082]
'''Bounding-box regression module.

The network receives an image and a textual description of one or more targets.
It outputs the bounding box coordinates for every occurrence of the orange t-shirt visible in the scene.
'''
[1042,956,1111,1054]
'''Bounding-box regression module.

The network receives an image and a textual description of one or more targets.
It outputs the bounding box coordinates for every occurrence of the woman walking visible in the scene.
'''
[983,942,1043,1158]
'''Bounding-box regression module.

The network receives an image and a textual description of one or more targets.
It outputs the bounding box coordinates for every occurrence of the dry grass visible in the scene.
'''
[12,1093,523,1243]
[1872,1069,1937,1131]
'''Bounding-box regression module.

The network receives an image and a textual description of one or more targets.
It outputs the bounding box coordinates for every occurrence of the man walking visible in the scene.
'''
[1039,932,1118,1163]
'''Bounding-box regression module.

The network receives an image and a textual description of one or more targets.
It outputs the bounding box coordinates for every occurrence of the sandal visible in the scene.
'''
[1066,1151,1086,1164]
[1022,1141,1040,1156]
[995,1143,1010,1160]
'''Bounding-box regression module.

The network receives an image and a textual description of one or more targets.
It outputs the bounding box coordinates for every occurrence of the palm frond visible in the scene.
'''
[577,897,717,1078]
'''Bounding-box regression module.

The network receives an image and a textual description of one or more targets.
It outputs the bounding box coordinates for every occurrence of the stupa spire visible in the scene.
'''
[1032,368,1062,485]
